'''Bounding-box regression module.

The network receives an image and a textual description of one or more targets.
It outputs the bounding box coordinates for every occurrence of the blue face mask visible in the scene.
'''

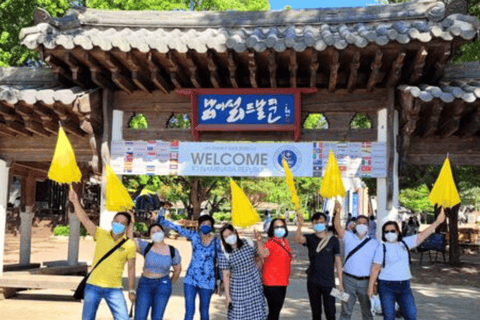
[314,223,326,232]
[274,228,286,238]
[111,222,126,235]
[200,225,212,235]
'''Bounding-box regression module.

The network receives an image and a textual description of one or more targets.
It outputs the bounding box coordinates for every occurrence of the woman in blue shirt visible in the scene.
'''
[367,208,446,320]
[129,223,182,320]
[158,214,222,320]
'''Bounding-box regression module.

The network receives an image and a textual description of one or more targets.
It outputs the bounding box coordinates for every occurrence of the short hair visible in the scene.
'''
[219,223,243,253]
[267,218,288,238]
[356,215,369,224]
[381,221,403,242]
[114,212,132,225]
[311,212,327,223]
[198,215,216,232]
[369,216,375,221]
[148,223,165,235]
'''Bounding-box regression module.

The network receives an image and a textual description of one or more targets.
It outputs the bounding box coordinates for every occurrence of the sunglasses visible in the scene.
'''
[384,230,397,234]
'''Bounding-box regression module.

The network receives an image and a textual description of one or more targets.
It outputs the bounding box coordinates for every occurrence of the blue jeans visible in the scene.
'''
[184,283,215,320]
[378,280,417,320]
[83,284,129,320]
[135,276,172,320]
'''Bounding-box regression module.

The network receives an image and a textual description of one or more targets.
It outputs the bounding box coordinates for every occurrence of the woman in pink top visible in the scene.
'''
[255,218,292,320]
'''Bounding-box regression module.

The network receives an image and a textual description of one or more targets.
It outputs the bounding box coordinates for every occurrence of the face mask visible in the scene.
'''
[385,232,398,243]
[314,223,326,232]
[225,234,237,245]
[111,222,126,235]
[355,224,368,236]
[274,228,286,238]
[151,231,165,243]
[200,225,212,235]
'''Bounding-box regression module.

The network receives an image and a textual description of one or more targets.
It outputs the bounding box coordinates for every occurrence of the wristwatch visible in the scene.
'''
[129,290,136,295]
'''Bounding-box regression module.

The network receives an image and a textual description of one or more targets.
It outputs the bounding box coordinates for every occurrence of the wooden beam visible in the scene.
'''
[0,124,17,137]
[459,107,480,137]
[422,99,444,137]
[310,50,319,88]
[438,100,466,138]
[186,51,202,88]
[207,50,221,88]
[146,52,170,94]
[227,50,238,88]
[289,50,297,88]
[248,50,258,88]
[432,46,451,82]
[328,51,339,93]
[268,50,277,88]
[166,51,185,89]
[83,52,115,89]
[347,51,361,92]
[386,52,406,88]
[409,47,428,83]
[101,52,136,94]
[407,136,480,165]
[64,53,87,88]
[123,127,377,142]
[399,94,423,162]
[124,52,153,93]
[45,54,73,84]
[2,120,33,137]
[367,50,383,92]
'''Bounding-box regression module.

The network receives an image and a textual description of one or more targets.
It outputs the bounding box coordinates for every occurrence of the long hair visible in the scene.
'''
[219,223,243,253]
[381,221,403,242]
[267,218,289,238]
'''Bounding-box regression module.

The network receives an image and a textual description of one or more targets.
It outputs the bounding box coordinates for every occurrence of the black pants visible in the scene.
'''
[307,281,336,320]
[263,285,287,320]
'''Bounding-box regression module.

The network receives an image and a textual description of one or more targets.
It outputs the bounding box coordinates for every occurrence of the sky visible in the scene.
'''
[269,0,376,10]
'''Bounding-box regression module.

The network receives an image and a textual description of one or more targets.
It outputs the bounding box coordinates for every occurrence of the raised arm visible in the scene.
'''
[416,208,446,245]
[157,216,195,239]
[69,187,97,236]
[333,201,345,239]
[253,229,270,258]
[294,211,307,244]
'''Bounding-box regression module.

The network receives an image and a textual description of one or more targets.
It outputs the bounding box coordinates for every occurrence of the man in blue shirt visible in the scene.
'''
[334,202,380,320]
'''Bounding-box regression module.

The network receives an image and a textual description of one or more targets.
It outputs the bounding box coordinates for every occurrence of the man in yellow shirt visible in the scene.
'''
[69,189,136,320]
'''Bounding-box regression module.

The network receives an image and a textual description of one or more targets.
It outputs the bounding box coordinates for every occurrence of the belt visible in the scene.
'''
[344,272,370,281]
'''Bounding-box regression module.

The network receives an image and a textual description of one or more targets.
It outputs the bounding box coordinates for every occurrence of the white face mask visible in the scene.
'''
[356,224,368,236]
[225,234,237,245]
[385,232,398,243]
[151,231,165,243]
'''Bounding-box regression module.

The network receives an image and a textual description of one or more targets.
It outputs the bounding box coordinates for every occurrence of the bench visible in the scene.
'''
[417,233,447,264]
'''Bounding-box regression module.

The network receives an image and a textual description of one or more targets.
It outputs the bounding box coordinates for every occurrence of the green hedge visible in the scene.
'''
[53,225,88,237]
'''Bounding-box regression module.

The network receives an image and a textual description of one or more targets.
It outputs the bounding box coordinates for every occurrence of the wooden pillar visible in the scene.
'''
[0,160,11,275]
[19,173,35,266]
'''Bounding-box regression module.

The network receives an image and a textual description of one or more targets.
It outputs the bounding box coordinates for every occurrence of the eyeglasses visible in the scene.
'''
[384,230,397,234]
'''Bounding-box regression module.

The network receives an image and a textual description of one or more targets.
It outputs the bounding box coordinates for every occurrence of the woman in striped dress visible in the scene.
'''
[218,224,267,320]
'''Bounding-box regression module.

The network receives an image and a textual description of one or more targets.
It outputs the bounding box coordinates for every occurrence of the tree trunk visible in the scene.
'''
[448,205,461,266]
[190,178,202,220]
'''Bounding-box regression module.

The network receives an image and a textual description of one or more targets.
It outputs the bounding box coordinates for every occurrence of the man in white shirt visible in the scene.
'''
[333,202,380,320]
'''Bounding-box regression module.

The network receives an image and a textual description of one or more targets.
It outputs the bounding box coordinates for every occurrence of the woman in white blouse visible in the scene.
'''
[367,208,446,320]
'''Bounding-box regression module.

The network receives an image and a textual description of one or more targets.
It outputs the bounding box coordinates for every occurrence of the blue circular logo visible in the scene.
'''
[273,146,302,173]
[277,150,297,168]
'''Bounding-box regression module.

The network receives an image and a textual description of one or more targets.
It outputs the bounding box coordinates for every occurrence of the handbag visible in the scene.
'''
[74,238,128,300]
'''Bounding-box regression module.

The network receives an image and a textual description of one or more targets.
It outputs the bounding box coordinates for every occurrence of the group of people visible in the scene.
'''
[69,188,446,320]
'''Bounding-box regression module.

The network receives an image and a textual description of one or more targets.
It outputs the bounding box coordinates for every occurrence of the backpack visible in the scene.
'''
[144,242,176,260]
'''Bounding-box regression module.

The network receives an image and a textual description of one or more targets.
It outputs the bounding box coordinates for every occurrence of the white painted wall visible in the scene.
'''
[0,160,10,275]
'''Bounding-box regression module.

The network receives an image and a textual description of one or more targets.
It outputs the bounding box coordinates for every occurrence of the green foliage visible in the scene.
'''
[213,211,231,221]
[133,222,148,233]
[53,225,88,236]
[350,113,372,129]
[168,114,191,129]
[284,5,292,10]
[129,113,149,129]
[399,184,433,213]
[0,0,72,67]
[455,2,480,62]
[88,0,270,11]
[303,114,328,129]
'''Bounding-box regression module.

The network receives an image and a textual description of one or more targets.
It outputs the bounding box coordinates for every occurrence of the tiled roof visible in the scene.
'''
[0,67,85,105]
[20,1,479,53]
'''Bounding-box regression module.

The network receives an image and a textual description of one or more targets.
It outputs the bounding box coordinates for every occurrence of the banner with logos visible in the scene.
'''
[110,141,387,178]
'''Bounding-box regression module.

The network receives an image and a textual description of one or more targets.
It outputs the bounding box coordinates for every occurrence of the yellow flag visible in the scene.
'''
[319,150,346,198]
[230,179,261,227]
[48,127,82,184]
[282,158,300,211]
[429,157,461,208]
[105,164,135,212]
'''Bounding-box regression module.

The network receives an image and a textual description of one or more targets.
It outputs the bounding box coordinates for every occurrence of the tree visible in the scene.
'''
[87,0,270,11]
[0,0,76,67]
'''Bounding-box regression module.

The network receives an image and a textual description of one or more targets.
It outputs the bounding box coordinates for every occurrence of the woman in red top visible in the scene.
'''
[255,218,292,320]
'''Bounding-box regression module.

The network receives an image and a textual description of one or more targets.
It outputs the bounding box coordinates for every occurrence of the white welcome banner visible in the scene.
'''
[178,142,313,177]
